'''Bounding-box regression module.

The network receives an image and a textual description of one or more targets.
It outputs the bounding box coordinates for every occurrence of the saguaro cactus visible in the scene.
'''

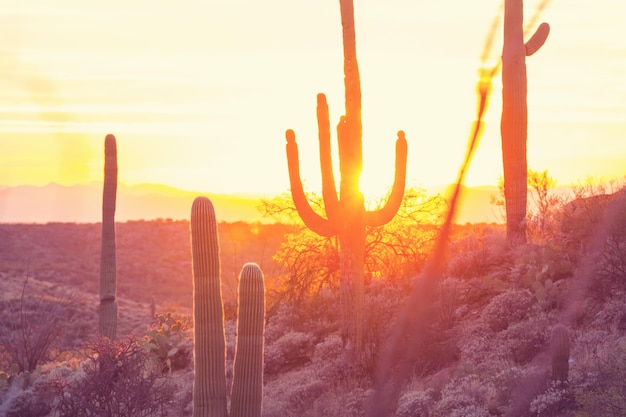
[285,0,407,357]
[550,324,570,383]
[99,134,118,340]
[501,0,550,244]
[191,197,266,417]
[230,263,265,417]
[191,197,228,417]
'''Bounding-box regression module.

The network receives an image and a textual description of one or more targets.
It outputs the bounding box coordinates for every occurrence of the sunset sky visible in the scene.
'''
[1,0,625,200]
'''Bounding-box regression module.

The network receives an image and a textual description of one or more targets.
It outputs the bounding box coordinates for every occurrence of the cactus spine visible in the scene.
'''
[285,0,407,358]
[191,197,265,417]
[501,0,550,244]
[99,134,118,340]
[550,324,570,383]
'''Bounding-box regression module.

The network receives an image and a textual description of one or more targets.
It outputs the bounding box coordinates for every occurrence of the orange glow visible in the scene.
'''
[0,0,624,202]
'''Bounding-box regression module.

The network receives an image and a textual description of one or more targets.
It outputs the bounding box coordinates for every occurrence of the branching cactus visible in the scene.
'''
[99,134,118,340]
[191,197,266,417]
[284,0,407,357]
[501,0,550,244]
[550,324,570,383]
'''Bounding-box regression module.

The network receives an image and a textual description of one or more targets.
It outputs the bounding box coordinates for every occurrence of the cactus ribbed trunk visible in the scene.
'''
[284,0,407,360]
[230,263,266,417]
[191,197,228,417]
[501,0,549,245]
[99,134,118,340]
[550,324,570,383]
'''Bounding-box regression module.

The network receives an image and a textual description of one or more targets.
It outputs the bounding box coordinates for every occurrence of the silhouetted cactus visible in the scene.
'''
[501,0,550,244]
[550,324,570,383]
[191,197,265,417]
[99,134,118,340]
[285,0,407,357]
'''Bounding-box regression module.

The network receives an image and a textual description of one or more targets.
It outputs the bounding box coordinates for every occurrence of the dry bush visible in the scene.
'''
[445,226,508,280]
[481,288,535,332]
[52,336,174,417]
[0,277,80,373]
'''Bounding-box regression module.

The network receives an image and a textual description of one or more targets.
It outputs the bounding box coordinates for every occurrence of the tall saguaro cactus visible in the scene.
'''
[284,0,407,358]
[501,0,550,244]
[99,134,118,340]
[191,197,228,417]
[191,197,266,417]
[230,263,265,417]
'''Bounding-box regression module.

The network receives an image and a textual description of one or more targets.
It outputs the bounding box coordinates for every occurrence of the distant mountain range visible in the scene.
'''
[0,182,505,224]
[0,183,264,224]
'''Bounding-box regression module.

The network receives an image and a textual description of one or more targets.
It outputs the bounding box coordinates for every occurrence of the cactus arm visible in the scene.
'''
[316,93,340,221]
[365,131,408,227]
[99,134,118,340]
[230,263,266,417]
[191,197,228,417]
[525,22,550,56]
[285,130,337,237]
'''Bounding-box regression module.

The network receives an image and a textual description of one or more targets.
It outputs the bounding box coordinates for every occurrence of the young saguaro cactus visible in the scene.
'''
[191,197,266,417]
[99,134,118,340]
[284,0,407,358]
[230,263,265,417]
[501,0,550,244]
[550,324,570,383]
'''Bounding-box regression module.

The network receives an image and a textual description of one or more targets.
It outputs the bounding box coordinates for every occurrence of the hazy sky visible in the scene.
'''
[1,0,625,199]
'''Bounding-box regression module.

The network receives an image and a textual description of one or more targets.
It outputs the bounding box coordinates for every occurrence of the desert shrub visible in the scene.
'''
[446,226,508,279]
[431,375,492,417]
[571,337,626,417]
[436,277,469,329]
[1,383,52,417]
[264,303,302,345]
[501,314,551,364]
[529,380,572,417]
[362,283,406,375]
[460,312,550,368]
[394,388,434,417]
[310,334,345,378]
[589,297,626,334]
[0,278,78,373]
[264,331,315,375]
[481,288,535,331]
[457,320,496,367]
[488,365,528,413]
[52,336,173,417]
[263,366,326,417]
[593,193,626,298]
